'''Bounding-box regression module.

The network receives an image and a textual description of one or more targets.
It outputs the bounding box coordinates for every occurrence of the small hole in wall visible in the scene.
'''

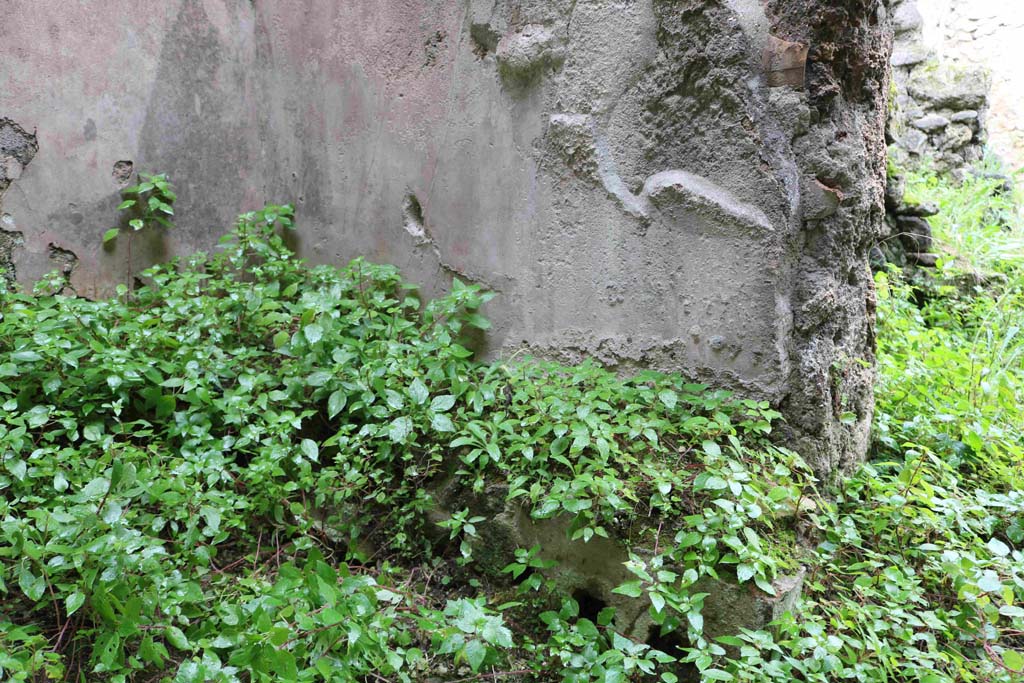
[646,626,699,682]
[112,160,134,187]
[402,193,426,240]
[572,589,607,623]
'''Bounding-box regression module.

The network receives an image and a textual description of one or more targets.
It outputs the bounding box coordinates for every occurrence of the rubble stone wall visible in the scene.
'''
[919,0,1024,169]
[888,0,990,174]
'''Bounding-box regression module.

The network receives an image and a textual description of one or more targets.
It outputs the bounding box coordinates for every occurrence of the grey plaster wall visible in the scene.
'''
[0,0,892,478]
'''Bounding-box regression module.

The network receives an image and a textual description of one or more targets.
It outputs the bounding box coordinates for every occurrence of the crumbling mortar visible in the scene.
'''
[0,118,40,284]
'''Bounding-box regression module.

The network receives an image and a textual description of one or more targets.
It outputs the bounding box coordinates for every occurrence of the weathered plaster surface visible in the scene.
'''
[0,0,890,477]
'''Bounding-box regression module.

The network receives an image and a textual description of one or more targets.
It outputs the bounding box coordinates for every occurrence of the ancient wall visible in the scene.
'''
[0,0,891,478]
[918,0,1024,169]
[888,0,990,175]
[888,0,1024,173]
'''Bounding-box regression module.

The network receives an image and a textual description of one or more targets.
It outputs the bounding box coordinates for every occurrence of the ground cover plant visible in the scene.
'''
[1,170,1022,682]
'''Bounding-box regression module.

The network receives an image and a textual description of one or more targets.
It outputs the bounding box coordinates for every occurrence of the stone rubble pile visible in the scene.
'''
[874,171,939,269]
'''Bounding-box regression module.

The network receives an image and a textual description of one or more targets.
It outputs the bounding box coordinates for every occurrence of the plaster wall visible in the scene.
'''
[0,0,891,477]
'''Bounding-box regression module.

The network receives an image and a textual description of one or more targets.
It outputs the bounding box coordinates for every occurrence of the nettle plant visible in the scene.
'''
[0,191,816,682]
[103,172,176,288]
[2,175,1022,683]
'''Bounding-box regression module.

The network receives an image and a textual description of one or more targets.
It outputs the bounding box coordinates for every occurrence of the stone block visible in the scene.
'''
[911,114,950,131]
[801,177,844,220]
[695,567,806,646]
[892,0,924,35]
[908,64,990,110]
[942,123,974,149]
[950,110,979,123]
[885,174,907,212]
[895,201,938,217]
[896,215,933,252]
[891,44,931,67]
[465,501,806,644]
[899,128,929,155]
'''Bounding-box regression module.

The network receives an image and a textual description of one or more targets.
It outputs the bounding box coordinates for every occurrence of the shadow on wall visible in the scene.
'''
[134,0,260,241]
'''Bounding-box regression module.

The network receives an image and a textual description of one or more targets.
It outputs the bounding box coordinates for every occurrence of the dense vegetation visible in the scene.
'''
[1,166,1022,682]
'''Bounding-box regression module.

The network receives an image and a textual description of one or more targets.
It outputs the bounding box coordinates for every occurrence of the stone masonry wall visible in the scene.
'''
[918,0,1024,169]
[888,0,990,175]
[0,0,892,479]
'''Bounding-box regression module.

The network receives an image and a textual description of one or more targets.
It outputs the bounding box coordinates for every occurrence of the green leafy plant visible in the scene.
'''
[902,159,1023,278]
[0,193,813,681]
[103,172,176,291]
[3,173,1023,682]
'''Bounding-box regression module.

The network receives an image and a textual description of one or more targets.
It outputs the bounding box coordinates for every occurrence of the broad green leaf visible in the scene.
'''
[677,531,701,548]
[430,395,456,412]
[300,438,319,462]
[987,538,1011,557]
[701,476,728,491]
[754,575,777,596]
[431,413,455,432]
[165,626,191,651]
[481,619,513,647]
[328,390,347,418]
[19,566,45,602]
[80,477,108,500]
[658,389,678,410]
[612,581,643,598]
[1000,605,1024,618]
[306,371,332,387]
[385,389,405,410]
[978,570,1003,593]
[687,610,704,633]
[409,378,429,405]
[66,592,86,616]
[464,640,487,672]
[304,324,324,344]
[7,458,27,481]
[101,501,123,524]
[201,505,221,532]
[389,416,413,444]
